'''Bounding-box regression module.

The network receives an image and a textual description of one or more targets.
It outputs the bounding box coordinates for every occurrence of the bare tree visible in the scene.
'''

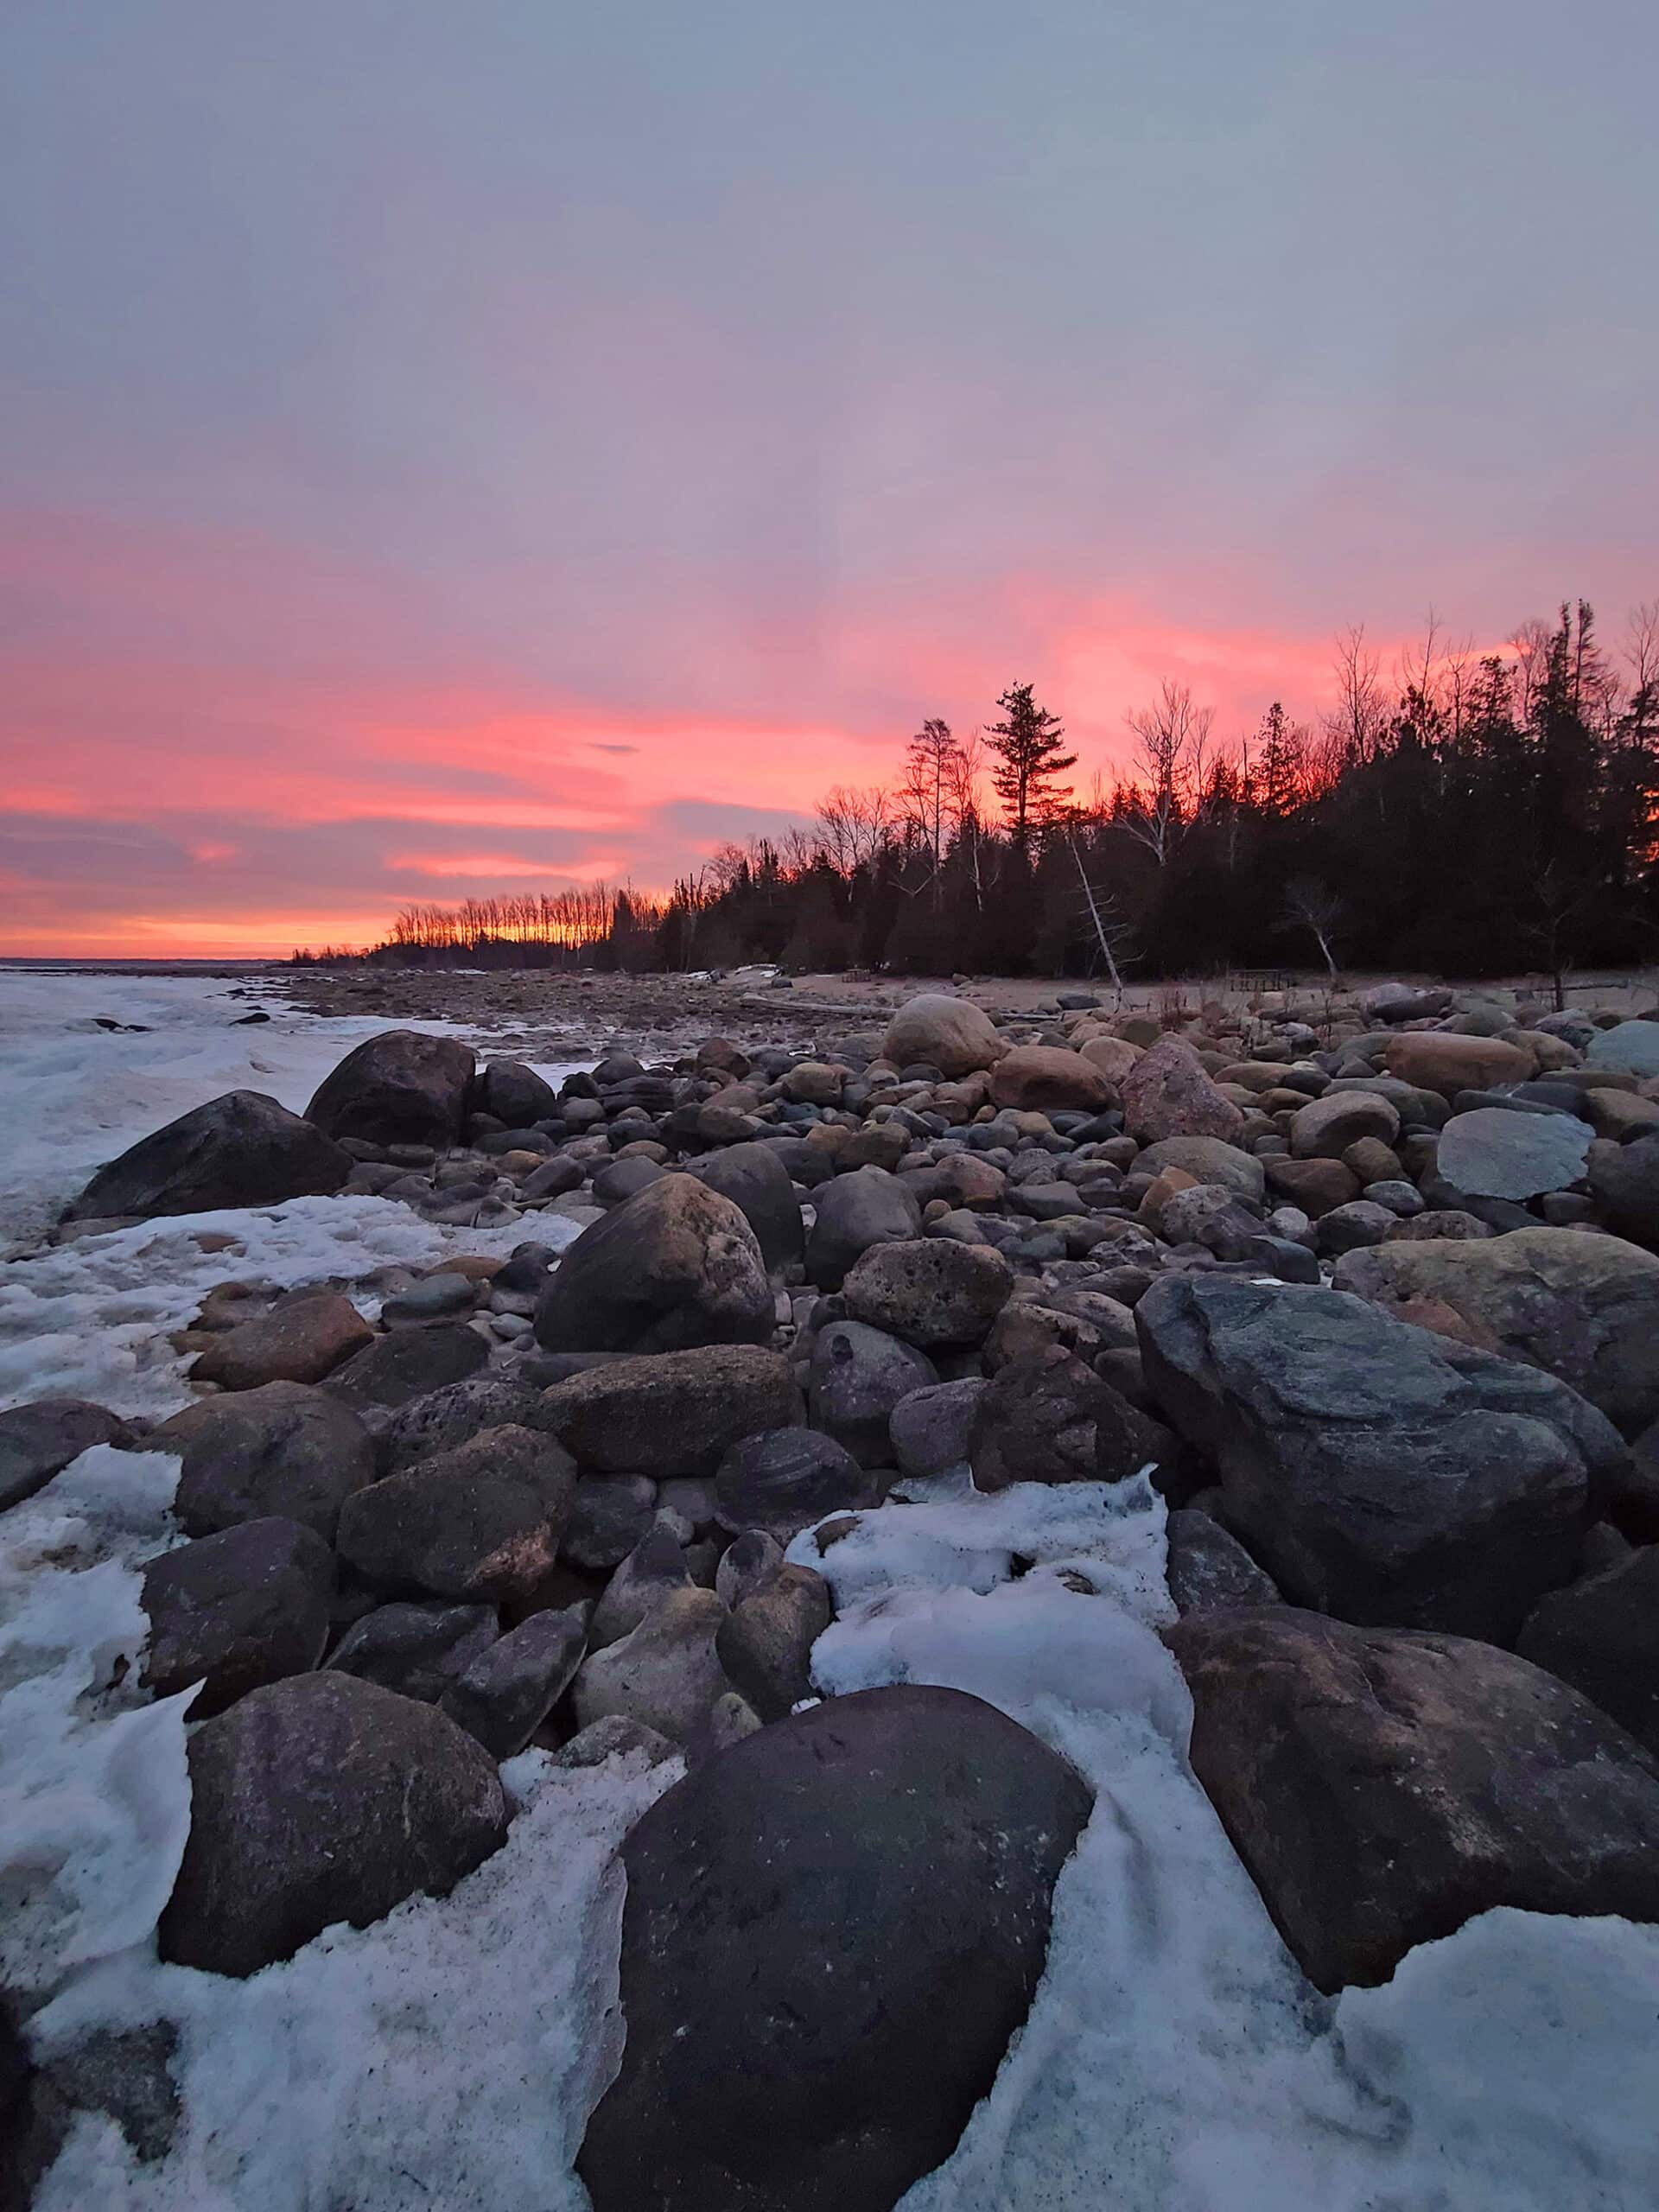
[815,784,893,878]
[1122,681,1214,866]
[1321,623,1388,772]
[896,719,963,894]
[1280,875,1344,978]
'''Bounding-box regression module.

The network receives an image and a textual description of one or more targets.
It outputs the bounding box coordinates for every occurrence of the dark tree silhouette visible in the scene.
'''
[987,684,1076,848]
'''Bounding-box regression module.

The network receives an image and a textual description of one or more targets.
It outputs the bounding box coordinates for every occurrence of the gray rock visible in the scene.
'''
[1588,1130,1659,1249]
[1586,1020,1659,1077]
[1437,1106,1592,1200]
[550,1714,678,1770]
[804,1166,924,1292]
[592,1155,667,1209]
[571,1585,733,1745]
[157,1382,376,1544]
[540,1345,801,1476]
[684,1141,806,1271]
[327,1599,499,1703]
[1138,1276,1618,1641]
[0,1399,131,1514]
[807,1320,938,1468]
[889,1378,985,1478]
[305,1030,477,1149]
[1135,1136,1265,1201]
[576,1686,1090,2212]
[379,1272,477,1325]
[714,1528,785,1610]
[440,1606,588,1758]
[520,1155,585,1201]
[1164,1509,1281,1616]
[561,1472,658,1570]
[1516,1544,1659,1757]
[335,1423,577,1605]
[158,1674,506,1976]
[321,1322,488,1410]
[715,1562,832,1719]
[1316,1199,1397,1255]
[715,1425,880,1537]
[590,1521,695,1649]
[64,1090,350,1223]
[1169,1605,1659,1991]
[475,1059,559,1125]
[839,1237,1013,1348]
[141,1517,334,1718]
[534,1173,774,1354]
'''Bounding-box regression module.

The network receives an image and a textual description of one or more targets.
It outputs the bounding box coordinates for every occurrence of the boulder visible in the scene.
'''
[591,1156,667,1208]
[1382,1032,1532,1098]
[64,1090,351,1223]
[1077,1033,1143,1084]
[334,1423,577,1605]
[1516,1545,1659,1758]
[804,1166,924,1291]
[807,1321,938,1469]
[715,1563,832,1720]
[988,1046,1112,1115]
[561,1472,659,1571]
[839,1238,1013,1348]
[378,1373,567,1474]
[576,1686,1090,2212]
[474,1059,560,1125]
[570,1585,733,1745]
[715,1529,787,1611]
[715,1426,880,1536]
[889,1377,985,1478]
[1436,1106,1592,1200]
[327,1600,499,1704]
[320,1322,489,1410]
[1135,1136,1264,1202]
[440,1607,588,1758]
[305,1030,477,1148]
[970,1345,1166,1491]
[158,1674,506,1977]
[534,1174,774,1355]
[1585,1019,1659,1077]
[540,1345,801,1476]
[1288,1090,1400,1159]
[1262,1156,1360,1217]
[1119,1038,1246,1145]
[1137,1276,1618,1641]
[188,1291,373,1392]
[1167,1605,1659,1991]
[158,1381,376,1543]
[141,1516,334,1717]
[880,995,1008,1077]
[1163,1510,1281,1617]
[0,1399,131,1513]
[589,1522,694,1649]
[1588,1130,1659,1249]
[1334,1226,1659,1435]
[685,1141,806,1270]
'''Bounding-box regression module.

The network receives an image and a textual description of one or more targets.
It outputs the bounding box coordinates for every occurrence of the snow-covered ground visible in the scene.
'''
[0,970,587,1416]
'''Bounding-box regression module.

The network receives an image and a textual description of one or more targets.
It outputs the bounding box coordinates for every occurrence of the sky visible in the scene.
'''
[3,2,1656,956]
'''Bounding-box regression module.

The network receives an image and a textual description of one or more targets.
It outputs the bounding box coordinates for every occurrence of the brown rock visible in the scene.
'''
[1120,1039,1246,1145]
[188,1293,373,1392]
[1382,1033,1534,1097]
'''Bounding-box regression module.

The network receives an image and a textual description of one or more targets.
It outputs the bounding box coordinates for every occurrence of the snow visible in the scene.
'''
[0,969,588,1416]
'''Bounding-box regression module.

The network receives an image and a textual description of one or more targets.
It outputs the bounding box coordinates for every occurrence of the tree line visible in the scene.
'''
[293,598,1659,987]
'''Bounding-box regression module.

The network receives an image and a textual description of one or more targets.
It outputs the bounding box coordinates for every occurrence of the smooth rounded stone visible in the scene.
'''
[1588,1130,1659,1249]
[970,1345,1167,1490]
[889,1377,985,1478]
[1262,1155,1359,1218]
[590,1522,695,1649]
[1360,982,1452,1025]
[188,1291,374,1393]
[808,1321,938,1471]
[838,1238,1012,1350]
[1007,1179,1085,1222]
[1289,1090,1400,1160]
[570,1585,732,1745]
[1586,1020,1659,1078]
[1136,1275,1620,1642]
[439,1605,588,1758]
[63,1089,352,1224]
[1164,1508,1281,1617]
[475,1058,559,1125]
[988,1046,1111,1115]
[1077,1033,1144,1085]
[1316,1199,1397,1256]
[880,994,1007,1078]
[1135,1136,1264,1202]
[1381,1032,1533,1099]
[158,1381,376,1543]
[577,1685,1090,2212]
[715,1425,880,1536]
[1361,1178,1423,1217]
[1243,1233,1322,1284]
[1334,1225,1659,1436]
[657,1475,719,1538]
[561,1472,659,1570]
[552,1713,679,1769]
[533,1173,772,1355]
[158,1674,506,1978]
[1168,1606,1659,1993]
[378,1272,477,1325]
[715,1528,785,1610]
[327,1599,499,1703]
[336,1423,577,1605]
[715,1562,831,1720]
[1264,1204,1314,1244]
[804,1166,924,1292]
[1436,1106,1592,1201]
[378,1375,569,1475]
[1120,1038,1245,1146]
[540,1345,801,1477]
[305,1030,477,1149]
[318,1322,490,1414]
[684,1141,805,1270]
[141,1516,334,1718]
[982,1287,1138,1371]
[520,1154,586,1201]
[591,1155,667,1209]
[0,1399,132,1513]
[1515,1545,1659,1757]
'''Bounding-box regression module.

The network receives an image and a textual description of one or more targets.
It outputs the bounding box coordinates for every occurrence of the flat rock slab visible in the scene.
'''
[1437,1106,1592,1199]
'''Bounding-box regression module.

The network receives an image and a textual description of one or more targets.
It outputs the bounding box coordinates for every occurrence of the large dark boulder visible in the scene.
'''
[969,1346,1167,1491]
[685,1141,806,1271]
[1516,1545,1659,1757]
[156,1381,376,1544]
[0,1399,131,1513]
[141,1516,334,1717]
[804,1166,923,1292]
[541,1346,801,1476]
[474,1058,560,1126]
[305,1030,476,1149]
[65,1090,350,1222]
[321,1323,488,1411]
[1136,1277,1616,1641]
[335,1424,577,1604]
[1167,1605,1659,1992]
[577,1686,1091,2212]
[534,1173,774,1354]
[158,1674,507,1977]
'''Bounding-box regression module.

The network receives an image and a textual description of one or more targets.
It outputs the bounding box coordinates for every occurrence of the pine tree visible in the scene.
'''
[987,683,1076,847]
